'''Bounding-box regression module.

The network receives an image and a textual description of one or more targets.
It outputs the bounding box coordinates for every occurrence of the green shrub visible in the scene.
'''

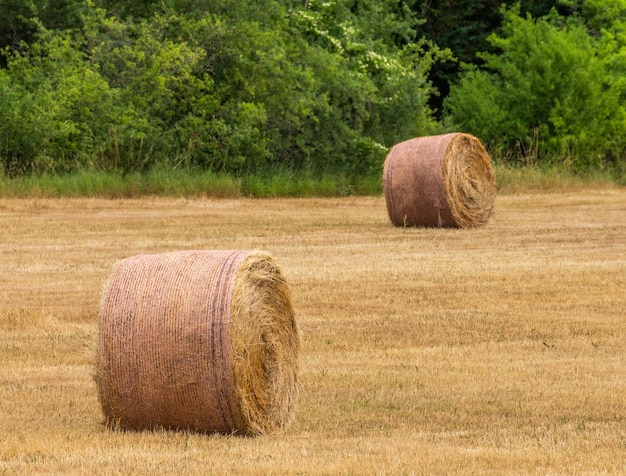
[0,1,444,178]
[445,4,626,172]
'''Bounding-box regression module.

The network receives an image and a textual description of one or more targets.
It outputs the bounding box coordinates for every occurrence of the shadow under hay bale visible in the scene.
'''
[97,249,300,436]
[383,133,496,228]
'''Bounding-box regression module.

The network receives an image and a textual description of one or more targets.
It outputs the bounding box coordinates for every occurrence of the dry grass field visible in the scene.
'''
[0,189,624,474]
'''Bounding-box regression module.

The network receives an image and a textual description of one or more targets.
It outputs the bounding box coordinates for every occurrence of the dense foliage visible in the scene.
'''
[445,2,626,172]
[0,0,624,181]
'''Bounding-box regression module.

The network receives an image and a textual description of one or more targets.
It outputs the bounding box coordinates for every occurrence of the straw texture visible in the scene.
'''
[383,133,496,228]
[97,249,300,436]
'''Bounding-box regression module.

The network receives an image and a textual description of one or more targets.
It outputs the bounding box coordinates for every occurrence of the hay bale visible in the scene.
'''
[97,249,300,436]
[383,133,496,228]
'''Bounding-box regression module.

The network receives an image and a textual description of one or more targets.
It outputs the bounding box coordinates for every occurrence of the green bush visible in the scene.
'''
[444,4,626,172]
[0,1,444,178]
[0,30,118,175]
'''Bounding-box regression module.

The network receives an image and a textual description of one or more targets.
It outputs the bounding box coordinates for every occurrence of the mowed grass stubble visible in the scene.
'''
[0,191,624,474]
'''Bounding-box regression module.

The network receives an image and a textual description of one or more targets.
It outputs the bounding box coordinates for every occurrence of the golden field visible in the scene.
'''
[0,190,624,474]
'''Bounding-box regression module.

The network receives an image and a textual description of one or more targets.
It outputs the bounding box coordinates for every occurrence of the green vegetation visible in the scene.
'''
[0,164,616,198]
[445,3,626,174]
[0,167,384,198]
[0,0,624,196]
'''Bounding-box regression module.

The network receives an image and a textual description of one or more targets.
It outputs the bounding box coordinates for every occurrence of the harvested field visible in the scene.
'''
[0,191,625,474]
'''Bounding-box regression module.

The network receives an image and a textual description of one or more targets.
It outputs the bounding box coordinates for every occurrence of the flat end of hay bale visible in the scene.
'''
[442,133,496,228]
[230,250,301,436]
[383,133,496,228]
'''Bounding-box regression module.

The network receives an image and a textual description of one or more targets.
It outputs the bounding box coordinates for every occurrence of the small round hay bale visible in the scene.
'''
[383,133,496,228]
[97,250,300,436]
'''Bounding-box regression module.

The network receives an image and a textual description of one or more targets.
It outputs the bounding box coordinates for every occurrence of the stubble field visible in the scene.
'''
[0,190,624,474]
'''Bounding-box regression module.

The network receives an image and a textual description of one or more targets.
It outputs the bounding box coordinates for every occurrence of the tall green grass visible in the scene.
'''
[0,168,382,198]
[0,168,241,198]
[0,164,620,198]
[494,163,619,193]
[240,170,381,197]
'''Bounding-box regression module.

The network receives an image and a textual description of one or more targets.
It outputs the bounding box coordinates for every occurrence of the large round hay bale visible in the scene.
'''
[383,133,496,228]
[97,249,300,436]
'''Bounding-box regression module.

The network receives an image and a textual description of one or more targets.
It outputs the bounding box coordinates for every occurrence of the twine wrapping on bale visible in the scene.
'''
[97,249,300,436]
[383,133,496,228]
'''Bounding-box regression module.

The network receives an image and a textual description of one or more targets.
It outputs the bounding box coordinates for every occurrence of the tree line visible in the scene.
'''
[0,0,624,180]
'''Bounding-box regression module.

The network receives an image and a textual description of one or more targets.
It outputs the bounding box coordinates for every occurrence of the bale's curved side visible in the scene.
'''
[383,133,495,228]
[97,249,300,436]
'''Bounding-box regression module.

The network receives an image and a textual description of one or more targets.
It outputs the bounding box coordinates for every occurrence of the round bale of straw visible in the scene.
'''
[383,133,496,228]
[97,249,300,436]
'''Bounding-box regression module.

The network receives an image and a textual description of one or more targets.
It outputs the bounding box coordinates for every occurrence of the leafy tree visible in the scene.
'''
[0,26,117,175]
[444,4,626,171]
[286,0,447,173]
[0,0,452,177]
[0,0,85,59]
[94,0,159,19]
[414,0,566,114]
